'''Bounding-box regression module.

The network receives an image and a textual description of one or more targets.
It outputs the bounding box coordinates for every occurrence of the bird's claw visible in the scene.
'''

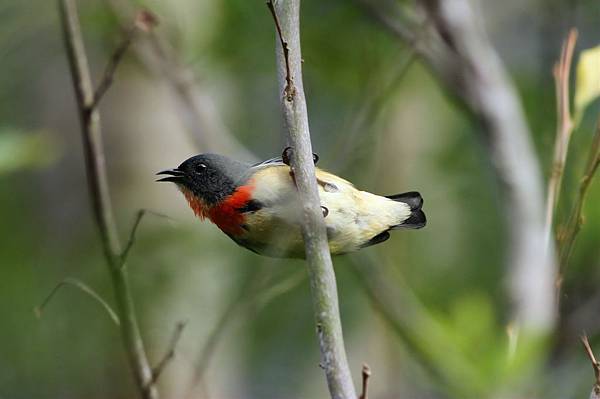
[282,147,292,166]
[321,206,329,218]
[281,147,319,166]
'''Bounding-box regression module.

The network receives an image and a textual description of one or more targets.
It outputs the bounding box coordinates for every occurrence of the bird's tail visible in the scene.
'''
[386,191,426,229]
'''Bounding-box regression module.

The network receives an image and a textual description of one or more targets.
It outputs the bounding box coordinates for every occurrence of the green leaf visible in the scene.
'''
[574,45,600,125]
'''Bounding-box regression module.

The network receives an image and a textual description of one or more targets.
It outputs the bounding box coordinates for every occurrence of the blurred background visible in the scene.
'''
[1,0,599,398]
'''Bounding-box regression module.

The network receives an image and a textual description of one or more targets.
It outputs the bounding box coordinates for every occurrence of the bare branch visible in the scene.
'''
[581,335,600,399]
[268,2,357,398]
[59,0,158,397]
[91,9,158,109]
[420,0,556,332]
[35,277,120,326]
[187,268,305,398]
[104,0,257,162]
[119,208,176,268]
[151,321,187,384]
[359,364,371,399]
[558,119,600,270]
[545,29,578,246]
[360,0,557,331]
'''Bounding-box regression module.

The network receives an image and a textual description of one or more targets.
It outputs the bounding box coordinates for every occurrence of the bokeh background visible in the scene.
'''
[1,0,600,398]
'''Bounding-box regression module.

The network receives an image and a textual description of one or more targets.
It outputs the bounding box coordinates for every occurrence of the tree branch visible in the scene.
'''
[424,0,557,332]
[104,0,257,162]
[91,10,158,109]
[150,321,187,385]
[35,277,120,325]
[558,119,600,270]
[359,364,371,399]
[581,335,600,399]
[266,1,356,398]
[359,0,557,331]
[59,0,158,397]
[545,29,578,246]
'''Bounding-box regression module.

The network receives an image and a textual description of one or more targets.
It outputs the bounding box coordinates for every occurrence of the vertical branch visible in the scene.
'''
[558,119,600,269]
[545,29,578,245]
[419,0,556,332]
[58,1,159,398]
[267,1,357,399]
[359,0,557,332]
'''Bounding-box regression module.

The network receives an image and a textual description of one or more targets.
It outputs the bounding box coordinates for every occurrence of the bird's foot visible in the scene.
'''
[281,147,319,166]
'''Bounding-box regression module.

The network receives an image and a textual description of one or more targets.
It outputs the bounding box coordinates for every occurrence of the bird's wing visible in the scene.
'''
[251,157,285,168]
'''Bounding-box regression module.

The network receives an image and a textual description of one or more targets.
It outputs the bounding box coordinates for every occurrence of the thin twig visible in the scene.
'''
[59,0,158,397]
[581,335,600,398]
[545,29,578,246]
[150,321,187,384]
[34,277,120,325]
[91,9,157,110]
[359,364,371,399]
[268,1,357,398]
[266,0,295,101]
[104,0,257,161]
[558,119,600,270]
[119,209,146,266]
[186,267,305,398]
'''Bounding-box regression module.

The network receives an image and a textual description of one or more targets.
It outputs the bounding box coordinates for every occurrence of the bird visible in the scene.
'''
[157,149,426,258]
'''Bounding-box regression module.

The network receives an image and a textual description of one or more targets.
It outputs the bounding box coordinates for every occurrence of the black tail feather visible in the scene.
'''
[386,191,426,229]
[386,191,423,211]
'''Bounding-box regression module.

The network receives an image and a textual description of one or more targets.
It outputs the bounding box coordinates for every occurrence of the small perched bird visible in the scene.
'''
[157,151,426,258]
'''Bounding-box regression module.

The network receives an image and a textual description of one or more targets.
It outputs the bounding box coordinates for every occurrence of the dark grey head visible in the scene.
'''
[157,154,250,205]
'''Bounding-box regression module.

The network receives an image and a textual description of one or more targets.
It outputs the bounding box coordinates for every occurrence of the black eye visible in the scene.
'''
[196,163,207,173]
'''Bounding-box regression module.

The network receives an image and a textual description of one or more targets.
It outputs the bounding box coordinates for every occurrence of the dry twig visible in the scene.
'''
[151,321,187,384]
[59,0,159,397]
[91,10,158,109]
[558,120,600,270]
[545,29,578,245]
[267,1,357,398]
[581,335,600,398]
[35,277,120,325]
[104,0,257,161]
[359,364,371,399]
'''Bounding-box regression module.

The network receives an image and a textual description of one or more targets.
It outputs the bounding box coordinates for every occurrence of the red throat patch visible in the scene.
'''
[180,182,254,236]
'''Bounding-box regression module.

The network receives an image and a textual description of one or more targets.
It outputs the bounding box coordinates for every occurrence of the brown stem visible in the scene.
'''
[545,29,578,246]
[581,335,600,398]
[558,119,600,271]
[58,0,158,397]
[359,364,371,399]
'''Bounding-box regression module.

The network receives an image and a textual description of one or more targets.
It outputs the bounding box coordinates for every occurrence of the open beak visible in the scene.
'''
[156,168,185,183]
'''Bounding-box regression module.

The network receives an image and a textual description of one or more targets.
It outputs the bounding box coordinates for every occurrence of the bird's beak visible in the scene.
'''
[156,168,185,183]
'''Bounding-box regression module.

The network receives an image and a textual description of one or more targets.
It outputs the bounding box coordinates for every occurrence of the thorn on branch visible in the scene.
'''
[150,320,187,385]
[359,364,371,399]
[582,335,600,397]
[266,0,296,101]
[90,9,158,110]
[35,277,120,325]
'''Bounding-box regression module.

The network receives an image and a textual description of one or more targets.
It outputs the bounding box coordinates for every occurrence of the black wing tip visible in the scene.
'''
[401,209,427,229]
[386,191,423,211]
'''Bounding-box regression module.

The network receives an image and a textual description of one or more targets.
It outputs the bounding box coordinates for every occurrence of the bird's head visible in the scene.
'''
[157,153,249,206]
